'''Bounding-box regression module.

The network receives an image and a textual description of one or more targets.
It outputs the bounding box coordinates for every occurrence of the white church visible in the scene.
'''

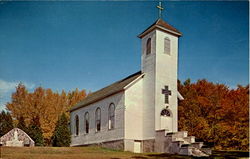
[70,4,211,157]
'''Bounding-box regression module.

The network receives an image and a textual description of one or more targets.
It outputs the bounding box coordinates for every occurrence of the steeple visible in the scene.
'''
[139,5,182,134]
[138,2,181,38]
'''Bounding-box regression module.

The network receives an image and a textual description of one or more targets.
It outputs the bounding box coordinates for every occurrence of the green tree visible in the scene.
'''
[0,111,13,137]
[17,116,28,133]
[27,116,44,146]
[51,113,71,147]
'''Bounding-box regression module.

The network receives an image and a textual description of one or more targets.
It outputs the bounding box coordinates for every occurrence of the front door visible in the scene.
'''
[160,109,173,132]
[160,116,172,132]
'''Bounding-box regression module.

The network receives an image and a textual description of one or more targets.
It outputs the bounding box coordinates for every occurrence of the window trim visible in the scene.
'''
[108,103,115,130]
[95,107,101,132]
[146,38,151,55]
[84,112,89,134]
[75,115,79,136]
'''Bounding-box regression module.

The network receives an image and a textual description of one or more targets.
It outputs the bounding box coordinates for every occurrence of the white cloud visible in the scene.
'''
[0,80,18,95]
[0,79,35,111]
[0,79,35,95]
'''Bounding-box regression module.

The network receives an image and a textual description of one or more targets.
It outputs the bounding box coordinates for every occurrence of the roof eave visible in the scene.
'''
[124,73,145,90]
[138,25,182,39]
[69,90,125,112]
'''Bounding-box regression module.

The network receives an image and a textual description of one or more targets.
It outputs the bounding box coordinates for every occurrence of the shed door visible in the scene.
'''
[134,141,141,153]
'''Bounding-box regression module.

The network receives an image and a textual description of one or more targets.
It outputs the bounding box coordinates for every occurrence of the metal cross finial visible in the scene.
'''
[157,1,164,19]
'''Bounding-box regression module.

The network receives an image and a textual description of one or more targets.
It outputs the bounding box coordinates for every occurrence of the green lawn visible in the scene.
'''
[0,146,249,159]
[0,146,191,159]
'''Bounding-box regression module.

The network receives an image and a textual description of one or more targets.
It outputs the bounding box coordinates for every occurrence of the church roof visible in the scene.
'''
[138,18,182,38]
[70,71,142,112]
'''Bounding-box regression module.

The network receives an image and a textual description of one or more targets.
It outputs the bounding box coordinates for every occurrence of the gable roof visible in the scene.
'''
[0,128,34,145]
[138,18,182,38]
[70,71,143,112]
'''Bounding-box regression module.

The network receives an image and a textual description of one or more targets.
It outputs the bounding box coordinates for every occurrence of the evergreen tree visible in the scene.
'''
[0,111,13,137]
[17,116,28,133]
[51,113,71,147]
[28,116,44,146]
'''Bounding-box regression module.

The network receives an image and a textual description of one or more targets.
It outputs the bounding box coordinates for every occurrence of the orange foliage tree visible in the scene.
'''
[6,83,87,145]
[178,79,249,150]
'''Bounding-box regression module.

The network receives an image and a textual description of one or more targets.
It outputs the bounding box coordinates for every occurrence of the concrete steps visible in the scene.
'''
[179,144,208,157]
[191,142,203,149]
[155,130,211,157]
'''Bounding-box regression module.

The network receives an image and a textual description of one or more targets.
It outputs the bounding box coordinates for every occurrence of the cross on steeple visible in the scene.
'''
[156,1,164,19]
[162,86,171,104]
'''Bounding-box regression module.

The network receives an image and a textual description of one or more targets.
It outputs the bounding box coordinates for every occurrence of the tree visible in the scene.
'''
[0,111,13,137]
[6,83,87,145]
[6,83,29,120]
[178,79,249,150]
[51,113,71,147]
[27,116,44,146]
[17,116,28,133]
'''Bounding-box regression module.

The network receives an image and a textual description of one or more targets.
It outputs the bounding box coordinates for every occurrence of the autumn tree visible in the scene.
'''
[51,113,71,147]
[178,79,249,150]
[6,83,29,120]
[6,83,87,145]
[0,111,13,137]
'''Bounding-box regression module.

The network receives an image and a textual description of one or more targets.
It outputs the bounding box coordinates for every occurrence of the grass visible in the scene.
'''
[0,146,191,159]
[0,146,249,159]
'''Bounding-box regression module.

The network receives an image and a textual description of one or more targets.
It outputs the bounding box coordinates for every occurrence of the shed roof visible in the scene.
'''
[0,128,34,145]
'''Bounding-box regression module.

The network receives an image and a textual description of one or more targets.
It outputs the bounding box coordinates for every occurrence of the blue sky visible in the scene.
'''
[0,1,248,110]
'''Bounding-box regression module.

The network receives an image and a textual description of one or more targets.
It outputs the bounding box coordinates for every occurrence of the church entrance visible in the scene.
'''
[160,109,173,132]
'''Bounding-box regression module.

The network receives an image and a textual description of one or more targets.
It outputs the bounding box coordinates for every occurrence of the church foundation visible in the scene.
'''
[73,139,124,151]
[99,139,124,150]
[142,139,155,152]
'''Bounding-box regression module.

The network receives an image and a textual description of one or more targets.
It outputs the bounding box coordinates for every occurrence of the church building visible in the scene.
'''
[70,4,211,156]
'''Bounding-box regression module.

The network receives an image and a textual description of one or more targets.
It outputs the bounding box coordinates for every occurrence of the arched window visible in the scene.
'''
[95,108,101,132]
[161,109,171,117]
[108,103,115,130]
[146,38,151,55]
[164,37,171,55]
[75,115,79,136]
[84,112,89,134]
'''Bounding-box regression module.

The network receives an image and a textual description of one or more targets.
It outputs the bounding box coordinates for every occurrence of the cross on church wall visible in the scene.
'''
[162,86,171,104]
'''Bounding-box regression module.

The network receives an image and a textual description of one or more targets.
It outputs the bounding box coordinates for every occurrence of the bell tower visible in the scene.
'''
[138,16,182,138]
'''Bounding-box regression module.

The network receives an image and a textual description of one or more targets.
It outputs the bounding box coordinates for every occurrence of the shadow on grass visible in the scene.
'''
[131,156,148,159]
[146,153,191,159]
[208,150,249,159]
[145,151,249,159]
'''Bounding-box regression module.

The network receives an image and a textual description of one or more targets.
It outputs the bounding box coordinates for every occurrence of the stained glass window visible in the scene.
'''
[161,109,171,117]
